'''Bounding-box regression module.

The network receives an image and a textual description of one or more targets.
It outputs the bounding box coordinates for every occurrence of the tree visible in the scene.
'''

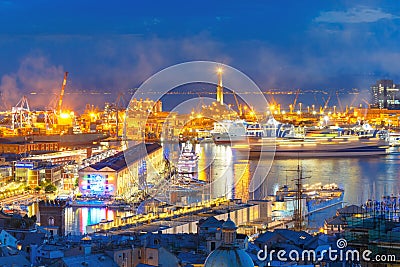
[44,184,57,193]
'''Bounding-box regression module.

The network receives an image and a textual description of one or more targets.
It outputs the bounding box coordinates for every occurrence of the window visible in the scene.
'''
[211,242,216,251]
[48,217,55,226]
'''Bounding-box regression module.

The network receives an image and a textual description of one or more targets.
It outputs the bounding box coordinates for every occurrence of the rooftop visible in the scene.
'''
[337,205,366,215]
[88,143,161,172]
[61,253,118,267]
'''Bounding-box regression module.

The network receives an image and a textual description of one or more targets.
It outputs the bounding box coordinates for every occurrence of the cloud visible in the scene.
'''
[1,28,399,113]
[0,56,64,110]
[315,7,399,23]
[0,33,231,112]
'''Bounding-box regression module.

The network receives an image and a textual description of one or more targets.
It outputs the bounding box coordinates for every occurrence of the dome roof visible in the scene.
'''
[204,247,254,267]
[222,217,237,230]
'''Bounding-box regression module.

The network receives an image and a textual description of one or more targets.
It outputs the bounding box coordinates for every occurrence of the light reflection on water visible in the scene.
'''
[205,144,400,205]
[266,153,400,205]
[63,207,132,235]
[158,143,400,206]
[38,144,400,234]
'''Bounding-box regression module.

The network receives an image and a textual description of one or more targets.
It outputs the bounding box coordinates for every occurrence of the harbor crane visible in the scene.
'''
[320,94,331,113]
[11,96,31,130]
[232,90,243,117]
[289,89,301,113]
[57,72,68,114]
[336,91,343,113]
[112,93,127,138]
[292,89,300,111]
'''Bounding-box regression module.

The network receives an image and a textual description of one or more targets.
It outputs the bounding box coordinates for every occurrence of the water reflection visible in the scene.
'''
[165,143,400,205]
[36,144,400,234]
[63,207,132,235]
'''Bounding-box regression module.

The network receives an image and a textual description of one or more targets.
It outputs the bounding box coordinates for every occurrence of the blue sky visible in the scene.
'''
[0,0,399,110]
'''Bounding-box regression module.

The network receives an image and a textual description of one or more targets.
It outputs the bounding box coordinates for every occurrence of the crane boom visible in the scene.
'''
[232,90,242,116]
[293,89,300,110]
[336,91,343,113]
[57,71,68,114]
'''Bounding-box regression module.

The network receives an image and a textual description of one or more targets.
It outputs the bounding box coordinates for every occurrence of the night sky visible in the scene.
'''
[0,0,399,111]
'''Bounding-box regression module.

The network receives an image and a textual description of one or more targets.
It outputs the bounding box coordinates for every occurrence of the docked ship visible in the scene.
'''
[234,135,390,158]
[170,141,205,190]
[211,118,302,144]
[211,120,247,144]
[177,141,199,174]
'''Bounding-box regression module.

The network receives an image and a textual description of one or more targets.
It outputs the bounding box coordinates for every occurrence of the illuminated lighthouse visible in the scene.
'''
[216,67,224,105]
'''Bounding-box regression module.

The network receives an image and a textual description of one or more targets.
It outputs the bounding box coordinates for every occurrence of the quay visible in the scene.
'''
[84,197,328,235]
[86,197,272,235]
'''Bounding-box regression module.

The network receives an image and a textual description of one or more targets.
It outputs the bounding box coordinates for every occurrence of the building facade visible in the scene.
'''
[0,141,59,154]
[371,79,400,109]
[78,143,163,198]
[14,161,62,186]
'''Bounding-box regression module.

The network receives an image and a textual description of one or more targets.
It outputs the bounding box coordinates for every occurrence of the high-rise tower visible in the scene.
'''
[371,79,400,109]
[216,67,224,105]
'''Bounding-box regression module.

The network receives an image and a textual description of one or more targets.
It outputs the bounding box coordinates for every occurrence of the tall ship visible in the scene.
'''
[270,182,344,222]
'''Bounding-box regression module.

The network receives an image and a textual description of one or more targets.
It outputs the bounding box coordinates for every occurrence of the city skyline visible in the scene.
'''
[0,1,400,111]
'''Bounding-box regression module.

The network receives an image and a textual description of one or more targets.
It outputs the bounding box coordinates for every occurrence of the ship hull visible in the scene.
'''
[234,137,389,158]
[212,133,261,144]
[212,132,246,144]
[307,193,344,214]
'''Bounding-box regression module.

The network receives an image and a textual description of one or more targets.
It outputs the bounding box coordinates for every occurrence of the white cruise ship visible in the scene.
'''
[233,135,390,158]
[211,118,301,144]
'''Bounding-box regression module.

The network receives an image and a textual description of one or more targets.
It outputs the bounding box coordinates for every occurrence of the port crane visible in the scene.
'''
[290,89,301,113]
[336,91,343,113]
[232,90,243,117]
[107,93,127,138]
[320,94,331,114]
[11,96,31,130]
[57,72,69,114]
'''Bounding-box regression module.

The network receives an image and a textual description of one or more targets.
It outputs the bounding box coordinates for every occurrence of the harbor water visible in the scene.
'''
[47,143,400,234]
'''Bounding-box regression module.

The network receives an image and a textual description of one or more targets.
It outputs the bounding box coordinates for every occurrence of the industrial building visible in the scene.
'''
[78,143,163,197]
[0,141,59,154]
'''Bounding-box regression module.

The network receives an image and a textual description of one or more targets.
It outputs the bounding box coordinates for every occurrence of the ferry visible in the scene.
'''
[233,135,390,158]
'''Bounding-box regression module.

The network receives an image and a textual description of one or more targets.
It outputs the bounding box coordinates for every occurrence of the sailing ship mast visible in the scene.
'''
[287,159,309,231]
